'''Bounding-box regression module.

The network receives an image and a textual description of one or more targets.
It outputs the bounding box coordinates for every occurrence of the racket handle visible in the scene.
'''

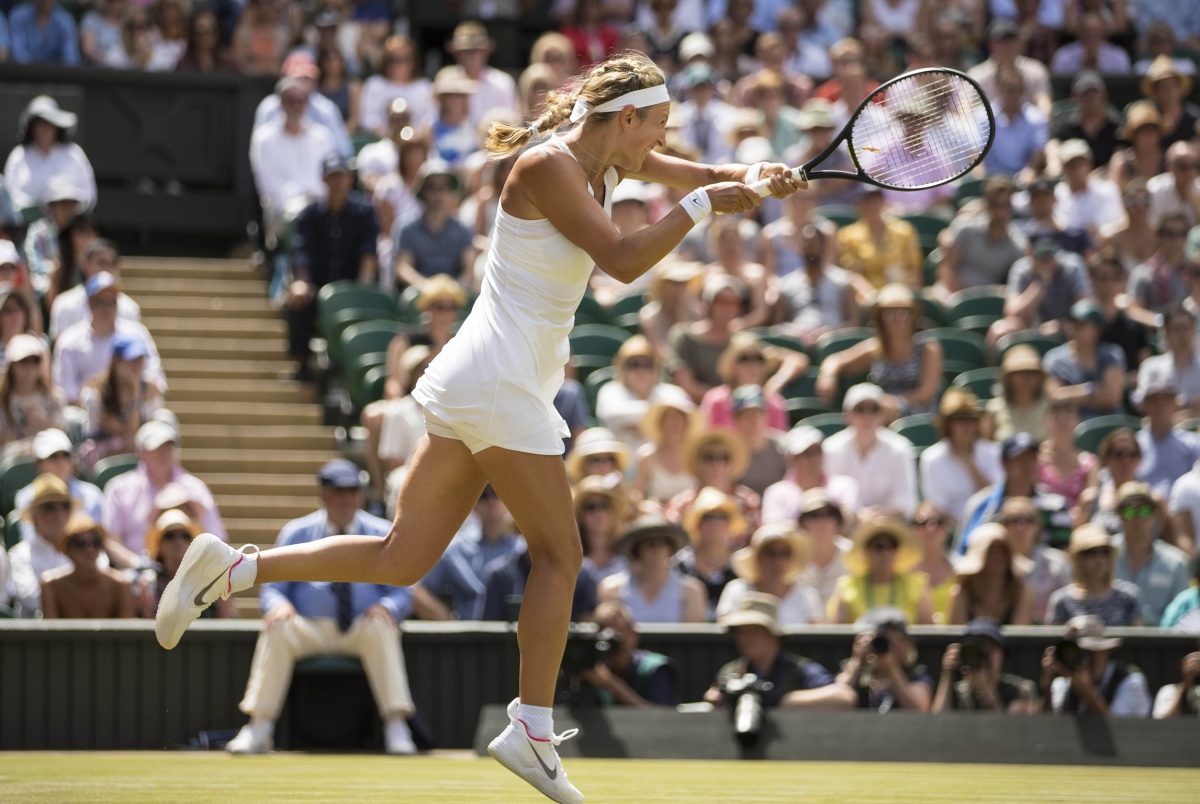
[749,167,806,197]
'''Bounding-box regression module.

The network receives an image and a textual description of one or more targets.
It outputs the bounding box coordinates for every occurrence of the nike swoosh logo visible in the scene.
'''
[193,571,226,607]
[526,737,557,780]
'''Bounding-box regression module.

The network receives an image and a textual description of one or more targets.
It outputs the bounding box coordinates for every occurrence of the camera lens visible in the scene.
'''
[871,635,890,654]
[1055,639,1082,671]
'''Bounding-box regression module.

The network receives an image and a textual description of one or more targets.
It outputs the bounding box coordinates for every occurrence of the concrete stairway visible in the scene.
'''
[121,257,340,617]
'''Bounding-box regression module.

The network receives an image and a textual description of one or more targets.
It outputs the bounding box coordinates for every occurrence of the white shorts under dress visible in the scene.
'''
[412,135,619,456]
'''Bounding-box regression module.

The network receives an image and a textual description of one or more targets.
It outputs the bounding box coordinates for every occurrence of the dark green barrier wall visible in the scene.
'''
[1,621,1194,750]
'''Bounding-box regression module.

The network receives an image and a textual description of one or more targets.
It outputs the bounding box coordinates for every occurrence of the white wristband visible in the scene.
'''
[680,188,713,224]
[744,161,768,185]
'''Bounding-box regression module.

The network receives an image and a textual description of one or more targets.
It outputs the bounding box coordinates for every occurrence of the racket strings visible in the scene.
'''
[850,73,991,189]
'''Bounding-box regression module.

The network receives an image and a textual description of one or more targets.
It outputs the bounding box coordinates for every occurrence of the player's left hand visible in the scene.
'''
[362,604,396,628]
[759,163,807,198]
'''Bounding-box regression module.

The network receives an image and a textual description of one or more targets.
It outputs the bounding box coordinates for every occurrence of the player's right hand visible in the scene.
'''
[704,182,761,215]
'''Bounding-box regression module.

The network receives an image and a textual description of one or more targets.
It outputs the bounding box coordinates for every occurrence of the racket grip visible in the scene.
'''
[749,167,805,197]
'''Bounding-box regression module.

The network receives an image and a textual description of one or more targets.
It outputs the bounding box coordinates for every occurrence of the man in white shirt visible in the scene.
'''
[822,383,918,518]
[252,53,351,158]
[52,272,164,403]
[1053,139,1124,236]
[447,21,518,126]
[249,77,337,236]
[968,20,1052,115]
[1049,13,1132,75]
[1169,460,1200,555]
[48,238,140,339]
[1147,141,1200,228]
[919,389,1003,525]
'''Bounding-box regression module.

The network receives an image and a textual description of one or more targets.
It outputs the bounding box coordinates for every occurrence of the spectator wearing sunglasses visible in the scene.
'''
[911,502,956,624]
[1112,482,1190,625]
[1048,523,1142,626]
[138,509,232,619]
[828,519,933,625]
[40,512,134,619]
[999,496,1071,623]
[13,428,103,544]
[823,383,919,520]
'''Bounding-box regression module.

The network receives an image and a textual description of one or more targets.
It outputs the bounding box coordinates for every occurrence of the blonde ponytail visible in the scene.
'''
[485,50,666,161]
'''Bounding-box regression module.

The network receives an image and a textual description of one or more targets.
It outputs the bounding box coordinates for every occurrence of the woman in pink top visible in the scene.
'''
[1038,397,1098,508]
[700,332,797,431]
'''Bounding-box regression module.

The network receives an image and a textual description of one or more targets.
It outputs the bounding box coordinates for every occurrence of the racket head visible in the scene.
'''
[842,68,995,191]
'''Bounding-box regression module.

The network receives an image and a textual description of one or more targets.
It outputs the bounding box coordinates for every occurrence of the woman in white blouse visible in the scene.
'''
[4,96,96,215]
[718,523,823,625]
[360,36,433,135]
[596,335,676,458]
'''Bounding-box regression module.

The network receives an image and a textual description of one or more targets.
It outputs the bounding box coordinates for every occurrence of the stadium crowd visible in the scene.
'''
[2,0,1200,734]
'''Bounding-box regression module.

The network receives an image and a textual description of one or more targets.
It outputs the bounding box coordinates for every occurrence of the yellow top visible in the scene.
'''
[929,577,956,625]
[836,218,922,289]
[829,571,929,624]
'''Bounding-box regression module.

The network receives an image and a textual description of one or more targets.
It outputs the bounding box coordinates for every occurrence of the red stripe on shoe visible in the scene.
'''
[225,555,244,597]
[517,719,551,742]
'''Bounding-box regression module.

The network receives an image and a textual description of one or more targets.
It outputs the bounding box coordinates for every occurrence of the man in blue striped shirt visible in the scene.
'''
[226,460,417,755]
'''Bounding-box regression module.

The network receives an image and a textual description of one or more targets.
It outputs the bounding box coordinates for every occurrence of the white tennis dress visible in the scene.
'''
[412,135,618,455]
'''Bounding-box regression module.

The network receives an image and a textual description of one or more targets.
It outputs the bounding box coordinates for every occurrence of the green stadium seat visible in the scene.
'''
[339,321,405,379]
[923,328,986,370]
[351,132,378,155]
[324,307,395,363]
[607,290,647,320]
[584,366,617,416]
[957,314,1000,339]
[756,331,811,358]
[800,411,847,437]
[574,294,608,326]
[352,365,389,410]
[571,354,614,386]
[0,453,37,518]
[317,282,395,335]
[345,351,388,409]
[941,359,976,387]
[996,330,1065,361]
[5,509,21,551]
[952,367,1001,400]
[92,453,139,490]
[786,396,837,426]
[948,286,1006,320]
[916,291,952,328]
[923,248,942,287]
[815,327,874,361]
[780,368,821,399]
[569,324,628,359]
[954,177,986,207]
[612,311,642,335]
[901,212,952,254]
[891,413,938,450]
[1074,415,1142,453]
[816,204,857,227]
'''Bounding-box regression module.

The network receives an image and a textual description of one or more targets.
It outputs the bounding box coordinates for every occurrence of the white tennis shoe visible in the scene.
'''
[487,699,583,804]
[155,533,256,650]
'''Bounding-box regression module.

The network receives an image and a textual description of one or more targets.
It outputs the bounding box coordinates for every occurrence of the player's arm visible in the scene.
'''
[628,150,798,194]
[519,150,760,285]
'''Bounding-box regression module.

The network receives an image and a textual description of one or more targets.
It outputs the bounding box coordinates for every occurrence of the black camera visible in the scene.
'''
[561,626,622,674]
[720,673,775,747]
[958,636,990,671]
[870,633,891,654]
[1054,639,1083,672]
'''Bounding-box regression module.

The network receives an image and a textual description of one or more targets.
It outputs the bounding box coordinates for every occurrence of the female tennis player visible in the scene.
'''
[157,51,801,802]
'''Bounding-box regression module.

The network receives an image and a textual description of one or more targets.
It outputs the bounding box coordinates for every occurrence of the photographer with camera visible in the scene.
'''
[932,618,1038,714]
[568,601,682,708]
[1042,615,1151,716]
[835,610,934,713]
[703,593,855,711]
[1153,647,1200,718]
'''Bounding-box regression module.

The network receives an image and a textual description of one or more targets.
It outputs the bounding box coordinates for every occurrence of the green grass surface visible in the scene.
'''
[1,752,1197,802]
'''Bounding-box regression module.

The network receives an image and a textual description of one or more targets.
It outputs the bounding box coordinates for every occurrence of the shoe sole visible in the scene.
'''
[155,533,226,650]
[488,731,582,804]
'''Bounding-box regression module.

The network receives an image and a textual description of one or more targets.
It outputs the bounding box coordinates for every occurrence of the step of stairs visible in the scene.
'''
[121,277,265,298]
[138,297,278,320]
[142,317,286,339]
[155,336,288,361]
[216,495,321,519]
[182,449,334,475]
[179,424,335,451]
[166,378,313,405]
[171,400,323,426]
[122,257,257,281]
[162,358,296,381]
[199,473,327,497]
[224,517,291,544]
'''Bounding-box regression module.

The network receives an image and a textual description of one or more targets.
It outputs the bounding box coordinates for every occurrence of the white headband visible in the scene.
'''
[569,83,671,123]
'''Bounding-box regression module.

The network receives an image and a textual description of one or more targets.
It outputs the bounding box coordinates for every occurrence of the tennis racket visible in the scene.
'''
[750,67,995,196]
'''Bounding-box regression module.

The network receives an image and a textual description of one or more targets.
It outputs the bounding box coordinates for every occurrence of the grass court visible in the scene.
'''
[2,752,1198,802]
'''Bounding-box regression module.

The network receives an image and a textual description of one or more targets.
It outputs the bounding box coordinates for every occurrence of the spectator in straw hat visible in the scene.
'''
[719,523,822,625]
[1048,523,1143,626]
[1043,614,1151,716]
[665,428,759,539]
[447,21,518,126]
[573,473,632,582]
[762,425,859,526]
[705,592,855,709]
[138,508,233,619]
[598,514,706,623]
[566,427,631,485]
[984,345,1050,443]
[677,486,743,618]
[822,383,919,518]
[1108,101,1166,189]
[638,258,703,353]
[407,273,468,354]
[920,388,1004,526]
[1142,54,1200,149]
[597,336,675,457]
[428,67,479,168]
[702,333,793,432]
[14,428,103,542]
[1112,481,1190,625]
[828,519,933,625]
[949,522,1035,625]
[7,473,91,616]
[40,512,134,619]
[633,384,700,504]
